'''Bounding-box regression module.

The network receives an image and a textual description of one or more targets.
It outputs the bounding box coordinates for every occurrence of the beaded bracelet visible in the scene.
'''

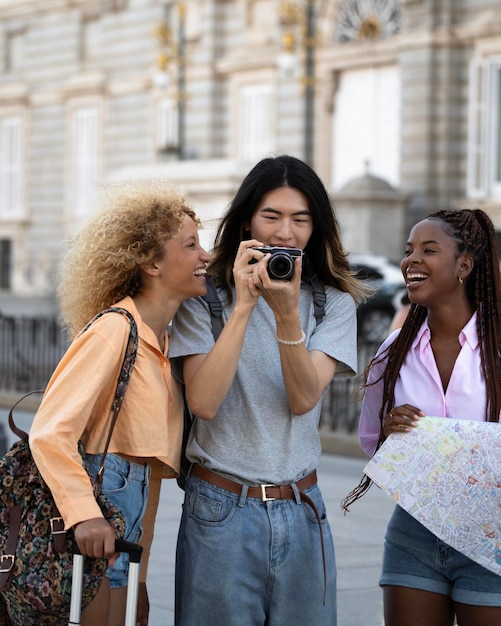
[276,330,306,346]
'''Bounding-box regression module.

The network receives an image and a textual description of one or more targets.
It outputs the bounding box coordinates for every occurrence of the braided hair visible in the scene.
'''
[342,208,501,511]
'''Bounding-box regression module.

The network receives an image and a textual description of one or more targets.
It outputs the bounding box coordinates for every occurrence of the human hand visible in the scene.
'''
[233,239,265,301]
[252,255,302,315]
[383,404,425,439]
[73,517,119,566]
[136,582,149,626]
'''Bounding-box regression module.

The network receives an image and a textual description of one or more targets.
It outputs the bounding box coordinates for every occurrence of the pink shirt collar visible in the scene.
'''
[412,311,478,352]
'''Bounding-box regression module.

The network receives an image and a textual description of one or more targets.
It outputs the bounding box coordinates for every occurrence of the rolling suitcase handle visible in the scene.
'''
[69,538,143,626]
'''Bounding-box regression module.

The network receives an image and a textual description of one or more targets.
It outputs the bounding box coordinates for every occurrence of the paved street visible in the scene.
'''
[1,407,394,626]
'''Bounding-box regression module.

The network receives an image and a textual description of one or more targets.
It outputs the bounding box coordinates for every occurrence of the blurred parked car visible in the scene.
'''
[350,254,406,344]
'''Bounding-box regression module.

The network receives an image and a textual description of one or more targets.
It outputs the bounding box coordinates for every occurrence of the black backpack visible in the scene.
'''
[176,273,326,490]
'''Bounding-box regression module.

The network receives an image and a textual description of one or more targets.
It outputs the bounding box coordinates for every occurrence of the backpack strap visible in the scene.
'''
[308,273,326,326]
[203,276,224,340]
[301,256,326,326]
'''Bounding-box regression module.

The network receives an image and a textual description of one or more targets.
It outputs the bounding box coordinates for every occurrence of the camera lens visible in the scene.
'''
[268,253,294,281]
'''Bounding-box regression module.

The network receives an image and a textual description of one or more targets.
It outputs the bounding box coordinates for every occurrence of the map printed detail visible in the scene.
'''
[364,416,501,576]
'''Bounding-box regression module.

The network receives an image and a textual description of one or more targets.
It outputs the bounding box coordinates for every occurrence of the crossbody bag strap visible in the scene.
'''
[87,308,138,492]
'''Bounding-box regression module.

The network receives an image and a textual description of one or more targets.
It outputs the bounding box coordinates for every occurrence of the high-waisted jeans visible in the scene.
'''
[175,470,337,626]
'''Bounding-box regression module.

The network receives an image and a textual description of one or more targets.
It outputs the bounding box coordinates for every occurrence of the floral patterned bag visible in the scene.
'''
[0,307,137,626]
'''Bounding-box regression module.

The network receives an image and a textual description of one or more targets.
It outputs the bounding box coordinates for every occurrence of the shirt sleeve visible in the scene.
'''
[358,336,395,456]
[169,295,215,364]
[30,315,129,529]
[307,287,358,377]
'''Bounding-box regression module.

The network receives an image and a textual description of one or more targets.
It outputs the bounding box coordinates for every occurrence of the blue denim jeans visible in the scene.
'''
[86,453,150,588]
[175,471,337,626]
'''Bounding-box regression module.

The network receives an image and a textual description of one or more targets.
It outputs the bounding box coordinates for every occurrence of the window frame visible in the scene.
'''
[467,56,501,200]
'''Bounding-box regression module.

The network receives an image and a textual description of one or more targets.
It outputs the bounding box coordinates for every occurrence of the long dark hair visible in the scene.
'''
[208,154,369,302]
[342,208,501,511]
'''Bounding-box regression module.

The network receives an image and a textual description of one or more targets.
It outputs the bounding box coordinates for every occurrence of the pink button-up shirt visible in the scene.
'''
[359,313,488,456]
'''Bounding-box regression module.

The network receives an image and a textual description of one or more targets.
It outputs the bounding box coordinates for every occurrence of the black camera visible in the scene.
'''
[250,246,303,281]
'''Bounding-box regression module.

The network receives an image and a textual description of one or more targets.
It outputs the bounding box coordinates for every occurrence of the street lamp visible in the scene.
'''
[278,0,317,167]
[153,2,187,160]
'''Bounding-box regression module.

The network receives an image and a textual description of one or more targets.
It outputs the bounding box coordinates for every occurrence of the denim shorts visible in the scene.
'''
[86,453,150,589]
[381,505,501,606]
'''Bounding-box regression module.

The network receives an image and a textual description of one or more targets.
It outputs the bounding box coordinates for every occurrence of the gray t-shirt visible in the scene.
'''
[169,283,357,485]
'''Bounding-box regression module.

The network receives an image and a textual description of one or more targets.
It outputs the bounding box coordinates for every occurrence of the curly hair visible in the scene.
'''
[208,155,371,303]
[342,208,501,511]
[58,179,200,338]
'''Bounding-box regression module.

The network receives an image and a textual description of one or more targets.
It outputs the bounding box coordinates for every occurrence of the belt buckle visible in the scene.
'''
[0,554,14,573]
[260,484,276,502]
[50,516,65,535]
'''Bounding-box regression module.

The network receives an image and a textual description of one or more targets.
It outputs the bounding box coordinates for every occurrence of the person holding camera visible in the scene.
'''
[169,155,368,625]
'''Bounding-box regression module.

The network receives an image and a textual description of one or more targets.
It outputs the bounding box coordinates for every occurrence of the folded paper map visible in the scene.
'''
[364,416,501,576]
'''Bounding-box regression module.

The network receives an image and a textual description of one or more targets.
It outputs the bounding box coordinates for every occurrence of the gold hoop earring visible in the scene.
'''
[458,275,464,285]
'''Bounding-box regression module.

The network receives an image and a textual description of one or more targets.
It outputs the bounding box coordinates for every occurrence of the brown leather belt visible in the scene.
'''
[192,464,317,501]
[191,465,327,604]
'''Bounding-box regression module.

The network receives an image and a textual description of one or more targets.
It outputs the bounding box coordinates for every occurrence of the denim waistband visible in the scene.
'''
[86,452,150,483]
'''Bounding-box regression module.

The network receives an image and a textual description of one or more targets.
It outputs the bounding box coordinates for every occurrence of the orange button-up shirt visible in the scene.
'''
[30,297,183,530]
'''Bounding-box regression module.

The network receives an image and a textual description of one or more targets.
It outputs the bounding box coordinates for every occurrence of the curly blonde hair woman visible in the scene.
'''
[59,179,201,338]
[30,179,211,626]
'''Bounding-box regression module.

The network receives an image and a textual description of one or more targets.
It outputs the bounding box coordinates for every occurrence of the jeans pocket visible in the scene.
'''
[188,484,237,526]
[98,465,129,496]
[302,487,328,525]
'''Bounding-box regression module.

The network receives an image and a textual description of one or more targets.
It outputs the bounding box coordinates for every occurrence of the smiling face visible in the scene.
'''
[155,214,211,300]
[248,186,313,251]
[401,218,472,309]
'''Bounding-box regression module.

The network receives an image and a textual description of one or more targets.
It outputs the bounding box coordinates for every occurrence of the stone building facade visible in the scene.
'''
[1,0,501,303]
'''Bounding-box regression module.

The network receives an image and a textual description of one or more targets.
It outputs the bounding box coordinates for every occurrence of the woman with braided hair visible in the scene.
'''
[343,209,501,626]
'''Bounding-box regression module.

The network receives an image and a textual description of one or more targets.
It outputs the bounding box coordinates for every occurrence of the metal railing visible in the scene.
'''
[0,314,379,433]
[320,341,378,434]
[0,315,69,392]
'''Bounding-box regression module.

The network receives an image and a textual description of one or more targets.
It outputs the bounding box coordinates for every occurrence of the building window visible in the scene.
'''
[238,83,274,162]
[0,239,11,289]
[157,98,179,152]
[467,58,501,200]
[331,66,400,191]
[0,116,22,219]
[72,107,98,217]
[5,30,25,73]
